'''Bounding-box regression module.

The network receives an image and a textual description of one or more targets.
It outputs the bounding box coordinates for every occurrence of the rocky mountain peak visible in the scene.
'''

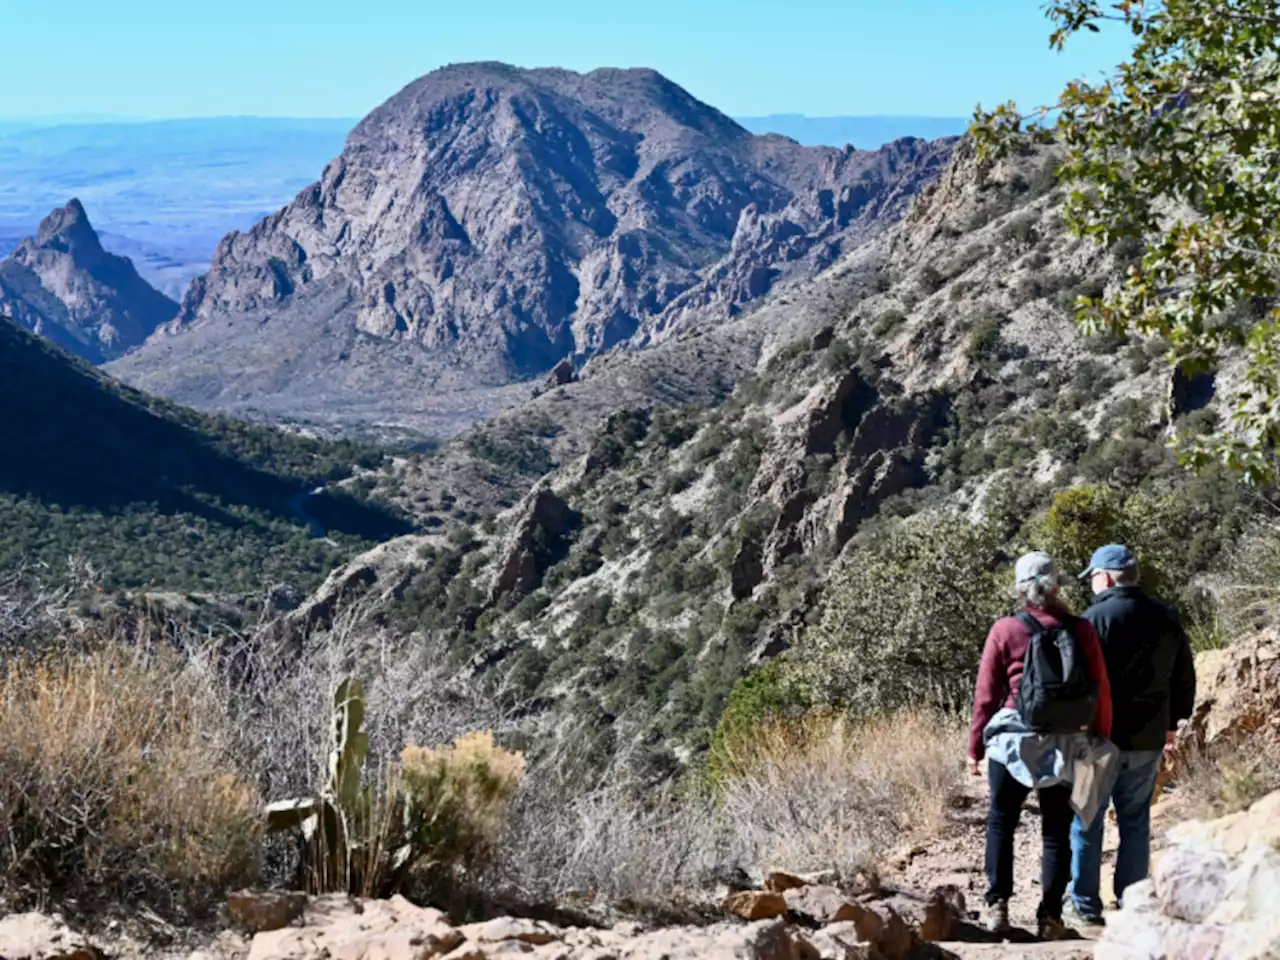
[0,200,178,363]
[109,63,953,436]
[32,198,103,259]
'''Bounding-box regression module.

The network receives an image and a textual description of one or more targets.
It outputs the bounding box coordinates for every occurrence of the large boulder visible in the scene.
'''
[247,895,462,960]
[0,915,99,960]
[228,890,309,933]
[722,891,789,921]
[1098,789,1280,959]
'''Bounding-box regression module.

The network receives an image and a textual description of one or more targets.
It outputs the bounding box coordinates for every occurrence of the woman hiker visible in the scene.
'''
[968,551,1115,940]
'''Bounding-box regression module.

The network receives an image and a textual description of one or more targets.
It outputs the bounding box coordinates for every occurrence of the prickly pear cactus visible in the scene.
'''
[328,677,369,808]
[264,675,371,892]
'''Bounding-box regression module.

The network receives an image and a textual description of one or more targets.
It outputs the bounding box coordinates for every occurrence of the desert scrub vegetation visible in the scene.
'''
[0,639,261,914]
[713,710,965,882]
[0,582,531,916]
[794,511,1010,717]
[265,675,525,898]
[488,708,965,910]
[0,320,406,593]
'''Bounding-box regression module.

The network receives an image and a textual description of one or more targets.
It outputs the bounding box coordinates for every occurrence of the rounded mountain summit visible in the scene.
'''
[107,63,954,436]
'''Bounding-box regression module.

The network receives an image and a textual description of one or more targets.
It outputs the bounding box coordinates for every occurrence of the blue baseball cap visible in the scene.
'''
[1079,544,1137,579]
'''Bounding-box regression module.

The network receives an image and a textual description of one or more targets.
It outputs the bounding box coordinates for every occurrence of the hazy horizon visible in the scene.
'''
[4,2,1130,120]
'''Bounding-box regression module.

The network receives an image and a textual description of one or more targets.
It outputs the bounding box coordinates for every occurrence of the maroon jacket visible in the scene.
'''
[969,607,1113,761]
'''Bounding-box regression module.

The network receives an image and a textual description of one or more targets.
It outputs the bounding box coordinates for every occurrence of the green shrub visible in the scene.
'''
[706,661,811,784]
[872,309,908,338]
[794,513,1009,716]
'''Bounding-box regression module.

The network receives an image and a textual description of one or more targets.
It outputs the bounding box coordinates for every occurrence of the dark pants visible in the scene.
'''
[986,758,1073,921]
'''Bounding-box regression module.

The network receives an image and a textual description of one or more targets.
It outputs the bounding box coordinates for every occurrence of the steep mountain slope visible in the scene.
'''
[0,316,409,593]
[293,139,1248,777]
[108,63,952,436]
[0,200,178,362]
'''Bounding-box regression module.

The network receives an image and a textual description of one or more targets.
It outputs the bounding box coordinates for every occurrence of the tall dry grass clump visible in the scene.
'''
[715,709,965,879]
[0,642,261,912]
[488,710,965,911]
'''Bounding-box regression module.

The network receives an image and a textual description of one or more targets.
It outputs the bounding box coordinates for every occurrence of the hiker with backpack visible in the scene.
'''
[1065,544,1196,927]
[968,552,1114,941]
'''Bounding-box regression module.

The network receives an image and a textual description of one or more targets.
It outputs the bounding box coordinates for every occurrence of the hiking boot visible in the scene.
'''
[1038,917,1073,941]
[1063,897,1107,928]
[985,900,1011,934]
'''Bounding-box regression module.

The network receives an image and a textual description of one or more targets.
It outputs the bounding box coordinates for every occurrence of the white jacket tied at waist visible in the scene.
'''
[983,707,1121,828]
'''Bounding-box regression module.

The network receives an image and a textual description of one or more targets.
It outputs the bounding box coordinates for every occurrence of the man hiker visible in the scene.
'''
[1066,544,1196,927]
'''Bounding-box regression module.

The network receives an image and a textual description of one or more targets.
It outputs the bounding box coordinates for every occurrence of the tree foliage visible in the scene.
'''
[794,513,1010,717]
[974,0,1280,481]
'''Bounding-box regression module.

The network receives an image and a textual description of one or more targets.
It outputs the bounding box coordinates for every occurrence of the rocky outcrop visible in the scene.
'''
[279,534,434,637]
[545,359,578,390]
[754,373,942,576]
[0,200,178,362]
[108,64,952,431]
[1164,630,1280,790]
[0,914,99,960]
[1168,364,1216,422]
[491,485,580,601]
[230,891,966,960]
[1099,789,1280,959]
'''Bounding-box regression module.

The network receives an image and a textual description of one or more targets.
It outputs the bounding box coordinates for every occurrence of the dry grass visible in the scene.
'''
[1174,734,1280,821]
[714,709,966,880]
[492,772,734,912]
[489,709,966,911]
[0,586,968,920]
[0,639,261,914]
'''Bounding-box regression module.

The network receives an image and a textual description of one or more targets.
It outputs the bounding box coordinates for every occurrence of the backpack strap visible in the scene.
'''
[1016,610,1077,635]
[1015,611,1044,636]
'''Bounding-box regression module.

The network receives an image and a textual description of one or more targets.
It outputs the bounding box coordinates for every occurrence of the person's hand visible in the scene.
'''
[1164,730,1178,756]
[968,757,982,778]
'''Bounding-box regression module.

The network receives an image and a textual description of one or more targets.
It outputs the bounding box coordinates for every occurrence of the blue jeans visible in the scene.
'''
[1069,748,1163,916]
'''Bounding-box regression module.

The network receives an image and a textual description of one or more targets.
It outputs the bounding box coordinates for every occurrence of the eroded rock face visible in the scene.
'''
[1163,630,1280,794]
[279,534,434,637]
[753,374,943,579]
[108,64,952,429]
[1099,790,1280,960]
[491,485,580,601]
[0,200,178,362]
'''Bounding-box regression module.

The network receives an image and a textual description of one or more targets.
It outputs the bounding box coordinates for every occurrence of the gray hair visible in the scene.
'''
[1104,565,1140,587]
[1017,574,1059,610]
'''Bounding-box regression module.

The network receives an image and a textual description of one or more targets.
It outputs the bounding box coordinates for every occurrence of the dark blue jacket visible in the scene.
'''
[1082,586,1196,752]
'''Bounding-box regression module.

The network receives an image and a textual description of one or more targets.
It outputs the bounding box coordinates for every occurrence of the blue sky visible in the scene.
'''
[0,0,1133,120]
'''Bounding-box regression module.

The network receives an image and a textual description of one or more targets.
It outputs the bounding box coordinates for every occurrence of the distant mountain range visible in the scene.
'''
[0,114,960,291]
[735,115,970,148]
[104,65,953,436]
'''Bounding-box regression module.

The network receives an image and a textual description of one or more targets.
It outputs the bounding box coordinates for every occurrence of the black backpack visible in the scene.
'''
[1014,612,1099,734]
